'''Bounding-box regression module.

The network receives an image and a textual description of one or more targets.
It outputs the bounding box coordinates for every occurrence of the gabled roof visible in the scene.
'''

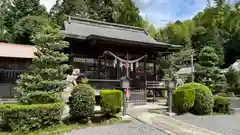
[63,16,181,49]
[0,42,36,58]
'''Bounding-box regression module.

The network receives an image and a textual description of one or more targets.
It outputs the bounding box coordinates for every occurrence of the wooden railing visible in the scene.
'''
[0,69,27,83]
[145,81,166,89]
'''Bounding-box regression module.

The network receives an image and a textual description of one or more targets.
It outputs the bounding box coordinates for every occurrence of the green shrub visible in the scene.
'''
[19,91,61,104]
[215,93,227,97]
[0,102,64,132]
[100,90,123,117]
[173,89,195,114]
[68,84,95,119]
[177,83,213,115]
[213,96,231,114]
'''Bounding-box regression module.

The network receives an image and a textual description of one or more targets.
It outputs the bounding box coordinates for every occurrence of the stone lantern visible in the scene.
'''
[165,78,176,116]
[119,76,131,116]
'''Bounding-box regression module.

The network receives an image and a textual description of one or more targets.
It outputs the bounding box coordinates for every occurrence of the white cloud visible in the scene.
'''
[135,0,208,28]
[40,0,56,11]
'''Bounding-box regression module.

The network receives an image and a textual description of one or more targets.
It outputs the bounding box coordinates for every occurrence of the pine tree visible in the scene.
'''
[195,46,227,92]
[15,25,69,94]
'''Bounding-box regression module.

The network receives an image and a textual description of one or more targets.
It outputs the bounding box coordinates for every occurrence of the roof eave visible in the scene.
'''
[65,33,182,49]
[64,33,86,40]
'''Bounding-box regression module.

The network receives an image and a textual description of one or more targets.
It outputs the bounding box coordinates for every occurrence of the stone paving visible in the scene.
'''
[65,98,240,135]
[64,119,169,135]
[174,113,240,135]
[174,98,240,135]
[127,103,221,135]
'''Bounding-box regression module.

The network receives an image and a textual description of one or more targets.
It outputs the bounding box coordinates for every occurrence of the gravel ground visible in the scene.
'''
[64,119,169,135]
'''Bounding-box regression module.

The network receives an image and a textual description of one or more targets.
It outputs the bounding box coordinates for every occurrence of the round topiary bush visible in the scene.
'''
[213,95,231,114]
[176,83,213,115]
[68,84,95,120]
[173,89,195,114]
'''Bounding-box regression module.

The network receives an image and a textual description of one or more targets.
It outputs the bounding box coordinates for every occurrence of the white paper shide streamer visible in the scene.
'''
[103,51,146,70]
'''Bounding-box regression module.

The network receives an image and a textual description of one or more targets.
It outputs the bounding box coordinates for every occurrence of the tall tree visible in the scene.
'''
[0,0,11,42]
[51,0,144,27]
[12,16,50,44]
[157,0,240,68]
[113,0,145,27]
[15,24,69,94]
[4,0,47,30]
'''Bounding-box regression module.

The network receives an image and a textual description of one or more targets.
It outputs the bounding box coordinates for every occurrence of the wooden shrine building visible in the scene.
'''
[0,16,181,103]
[64,17,181,104]
[0,43,36,97]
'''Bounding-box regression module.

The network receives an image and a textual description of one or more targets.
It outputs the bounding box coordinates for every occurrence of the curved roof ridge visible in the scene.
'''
[68,16,146,33]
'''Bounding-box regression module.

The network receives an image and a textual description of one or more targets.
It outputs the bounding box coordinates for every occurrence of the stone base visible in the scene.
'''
[164,112,176,117]
[61,104,70,120]
[127,102,134,108]
[120,115,132,120]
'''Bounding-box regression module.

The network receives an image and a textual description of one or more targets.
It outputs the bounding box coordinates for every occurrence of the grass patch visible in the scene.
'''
[0,117,131,135]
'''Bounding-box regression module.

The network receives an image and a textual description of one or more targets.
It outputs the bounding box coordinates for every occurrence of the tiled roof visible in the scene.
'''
[0,42,36,58]
[64,16,182,49]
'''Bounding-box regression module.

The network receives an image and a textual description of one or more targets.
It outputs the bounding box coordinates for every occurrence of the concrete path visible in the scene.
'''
[127,104,222,135]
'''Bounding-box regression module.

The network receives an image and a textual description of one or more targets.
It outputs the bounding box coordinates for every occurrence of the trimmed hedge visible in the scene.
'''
[213,95,231,114]
[177,83,213,115]
[68,84,95,119]
[0,102,64,132]
[100,90,123,117]
[173,89,195,114]
[19,91,61,104]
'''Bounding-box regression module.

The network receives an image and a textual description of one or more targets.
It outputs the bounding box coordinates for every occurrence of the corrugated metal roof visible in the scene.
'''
[0,42,36,58]
[64,16,181,48]
[176,67,194,75]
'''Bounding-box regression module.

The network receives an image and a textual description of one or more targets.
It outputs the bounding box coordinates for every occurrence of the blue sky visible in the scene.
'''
[133,0,209,27]
[40,0,231,28]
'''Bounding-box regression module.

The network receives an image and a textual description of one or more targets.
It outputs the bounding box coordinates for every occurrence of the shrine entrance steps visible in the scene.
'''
[128,89,167,106]
[128,89,147,105]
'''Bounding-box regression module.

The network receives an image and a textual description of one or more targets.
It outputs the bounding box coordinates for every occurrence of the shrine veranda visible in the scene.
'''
[0,16,181,100]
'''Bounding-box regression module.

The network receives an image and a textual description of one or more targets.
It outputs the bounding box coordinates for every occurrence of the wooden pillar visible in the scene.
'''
[94,59,96,78]
[98,59,101,79]
[104,54,107,79]
[116,60,119,79]
[154,57,157,81]
[153,55,157,103]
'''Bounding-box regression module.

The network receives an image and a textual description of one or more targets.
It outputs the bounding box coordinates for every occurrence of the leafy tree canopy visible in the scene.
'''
[13,15,51,44]
[4,0,48,30]
[50,0,145,27]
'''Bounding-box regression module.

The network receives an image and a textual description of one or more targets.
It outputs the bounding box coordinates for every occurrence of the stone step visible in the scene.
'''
[128,112,221,135]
